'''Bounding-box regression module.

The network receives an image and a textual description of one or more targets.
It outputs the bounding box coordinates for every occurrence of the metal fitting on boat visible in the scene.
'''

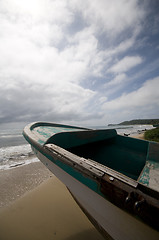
[109,177,114,181]
[125,194,132,204]
[125,192,137,204]
[125,192,134,204]
[134,198,145,212]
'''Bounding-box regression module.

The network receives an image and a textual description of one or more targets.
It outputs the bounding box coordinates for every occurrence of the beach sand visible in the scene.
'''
[0,161,52,208]
[131,132,145,140]
[0,162,105,240]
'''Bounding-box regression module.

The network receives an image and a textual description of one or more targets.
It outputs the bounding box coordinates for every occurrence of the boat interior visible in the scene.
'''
[46,129,149,181]
[67,133,148,181]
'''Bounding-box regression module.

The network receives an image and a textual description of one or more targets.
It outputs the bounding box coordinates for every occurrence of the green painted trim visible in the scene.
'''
[38,144,102,195]
[23,132,99,194]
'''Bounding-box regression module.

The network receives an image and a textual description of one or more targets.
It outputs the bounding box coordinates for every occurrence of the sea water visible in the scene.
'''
[0,122,154,171]
[94,124,154,135]
[0,122,38,170]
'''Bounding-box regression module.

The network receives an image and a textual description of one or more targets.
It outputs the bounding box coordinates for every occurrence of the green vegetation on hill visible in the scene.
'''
[118,119,159,125]
[144,128,159,142]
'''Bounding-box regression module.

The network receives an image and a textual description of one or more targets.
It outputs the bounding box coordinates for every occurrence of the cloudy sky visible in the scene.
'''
[0,0,159,126]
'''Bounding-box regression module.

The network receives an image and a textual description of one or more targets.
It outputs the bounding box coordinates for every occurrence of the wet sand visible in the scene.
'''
[0,162,105,240]
[0,161,52,208]
[131,132,145,140]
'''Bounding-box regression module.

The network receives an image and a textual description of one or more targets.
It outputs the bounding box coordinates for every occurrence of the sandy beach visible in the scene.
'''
[131,132,145,140]
[0,161,52,208]
[0,161,105,240]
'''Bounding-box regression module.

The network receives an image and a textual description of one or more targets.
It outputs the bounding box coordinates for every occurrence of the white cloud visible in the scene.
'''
[1,0,73,25]
[109,56,143,74]
[0,0,158,125]
[107,73,127,86]
[102,77,159,111]
[70,0,145,36]
[0,0,98,123]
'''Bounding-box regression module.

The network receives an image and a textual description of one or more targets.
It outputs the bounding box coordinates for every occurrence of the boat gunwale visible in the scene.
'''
[44,143,138,187]
[23,121,89,152]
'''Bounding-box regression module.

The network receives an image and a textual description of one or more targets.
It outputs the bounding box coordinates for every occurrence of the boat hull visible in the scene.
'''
[34,147,159,240]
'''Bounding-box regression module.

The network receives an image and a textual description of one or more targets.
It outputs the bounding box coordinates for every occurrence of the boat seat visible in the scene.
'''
[45,129,117,149]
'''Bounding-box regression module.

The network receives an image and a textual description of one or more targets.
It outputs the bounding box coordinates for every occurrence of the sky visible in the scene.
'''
[0,0,159,127]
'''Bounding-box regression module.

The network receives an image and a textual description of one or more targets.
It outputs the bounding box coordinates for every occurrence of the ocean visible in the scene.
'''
[0,122,154,171]
[0,122,38,170]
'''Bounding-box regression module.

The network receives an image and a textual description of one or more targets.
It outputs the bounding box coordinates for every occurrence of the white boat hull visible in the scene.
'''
[35,149,159,240]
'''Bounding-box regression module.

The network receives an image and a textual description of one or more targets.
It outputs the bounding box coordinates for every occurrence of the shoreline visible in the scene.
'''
[0,161,52,209]
[130,132,145,140]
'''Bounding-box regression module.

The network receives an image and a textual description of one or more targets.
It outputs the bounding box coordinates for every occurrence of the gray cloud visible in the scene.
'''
[0,0,159,126]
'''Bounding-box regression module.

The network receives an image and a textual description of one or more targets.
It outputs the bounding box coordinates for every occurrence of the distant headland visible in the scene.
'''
[108,119,159,126]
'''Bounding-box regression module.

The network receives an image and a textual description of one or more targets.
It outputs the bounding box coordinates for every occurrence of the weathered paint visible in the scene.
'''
[138,142,159,191]
[138,160,159,191]
[33,125,84,145]
[138,162,150,186]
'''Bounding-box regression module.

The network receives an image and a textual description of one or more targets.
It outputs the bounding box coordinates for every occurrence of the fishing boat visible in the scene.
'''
[23,122,159,240]
[153,124,159,128]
